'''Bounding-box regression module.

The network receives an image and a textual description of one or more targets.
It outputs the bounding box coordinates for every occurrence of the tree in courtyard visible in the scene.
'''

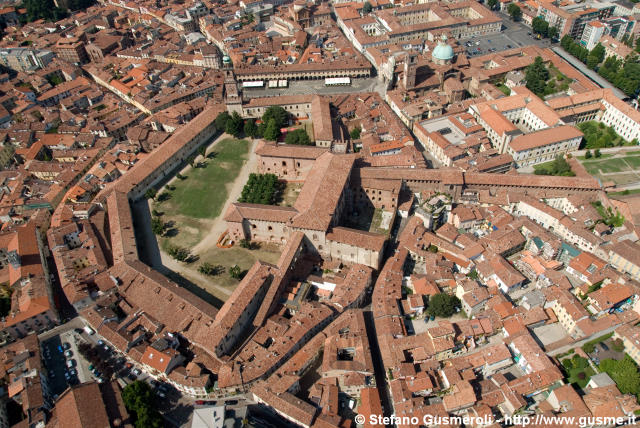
[168,246,190,262]
[198,262,224,276]
[525,56,549,97]
[350,127,361,140]
[215,111,231,130]
[262,106,288,129]
[427,293,461,318]
[244,119,258,138]
[263,118,279,141]
[362,1,372,13]
[229,264,245,280]
[507,3,521,21]
[157,192,171,202]
[151,217,165,236]
[584,150,592,159]
[594,148,601,158]
[198,146,206,158]
[145,188,157,200]
[285,129,311,145]
[225,111,244,138]
[487,0,498,10]
[548,26,559,40]
[122,381,163,428]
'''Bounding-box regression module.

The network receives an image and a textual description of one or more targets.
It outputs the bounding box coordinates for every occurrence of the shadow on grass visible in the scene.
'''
[132,198,225,310]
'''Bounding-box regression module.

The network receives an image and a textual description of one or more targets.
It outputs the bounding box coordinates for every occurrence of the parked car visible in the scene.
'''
[97,340,104,346]
[64,350,73,358]
[66,359,76,368]
[62,342,70,350]
[132,368,141,376]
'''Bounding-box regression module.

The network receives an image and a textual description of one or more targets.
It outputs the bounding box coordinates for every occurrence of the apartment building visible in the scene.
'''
[608,240,640,281]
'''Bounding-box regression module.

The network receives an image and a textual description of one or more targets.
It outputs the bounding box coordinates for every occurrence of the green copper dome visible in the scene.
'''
[432,40,454,61]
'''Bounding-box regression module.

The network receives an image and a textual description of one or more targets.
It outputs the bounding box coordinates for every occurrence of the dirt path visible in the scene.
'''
[191,138,259,254]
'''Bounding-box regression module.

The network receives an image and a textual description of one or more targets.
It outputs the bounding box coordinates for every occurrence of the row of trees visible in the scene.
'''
[560,35,589,63]
[238,173,280,205]
[198,263,243,279]
[561,35,640,97]
[583,149,602,159]
[597,56,640,97]
[560,36,606,70]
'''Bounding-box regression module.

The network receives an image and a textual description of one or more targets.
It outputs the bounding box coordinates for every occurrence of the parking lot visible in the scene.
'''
[460,13,553,57]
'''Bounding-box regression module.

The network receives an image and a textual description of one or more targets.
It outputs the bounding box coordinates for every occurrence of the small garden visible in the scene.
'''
[533,156,575,176]
[561,354,594,388]
[525,56,570,98]
[591,201,625,228]
[599,355,640,400]
[238,173,282,205]
[578,121,631,149]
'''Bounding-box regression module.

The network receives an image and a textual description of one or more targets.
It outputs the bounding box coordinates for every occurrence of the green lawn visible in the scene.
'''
[577,153,613,160]
[583,158,628,174]
[625,156,640,168]
[562,354,596,388]
[496,84,511,96]
[567,366,595,388]
[581,155,640,176]
[608,188,640,197]
[162,139,250,219]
